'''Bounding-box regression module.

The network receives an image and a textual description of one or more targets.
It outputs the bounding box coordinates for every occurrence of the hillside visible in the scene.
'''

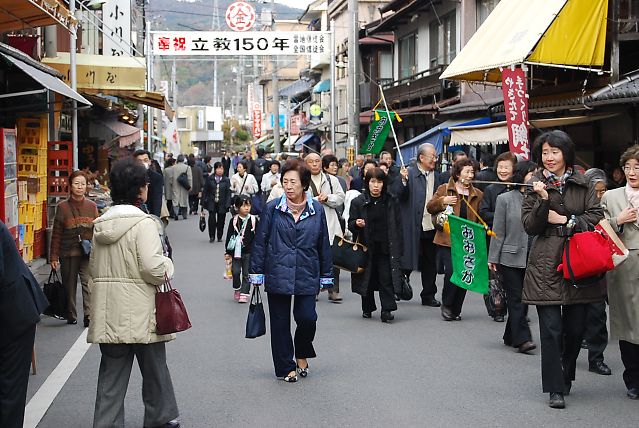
[147,0,305,106]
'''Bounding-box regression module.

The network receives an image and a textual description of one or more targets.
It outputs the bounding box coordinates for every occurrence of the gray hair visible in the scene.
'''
[417,143,436,157]
[177,154,185,163]
[584,168,606,185]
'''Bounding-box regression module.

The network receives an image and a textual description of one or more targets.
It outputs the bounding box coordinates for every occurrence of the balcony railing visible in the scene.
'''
[381,65,458,106]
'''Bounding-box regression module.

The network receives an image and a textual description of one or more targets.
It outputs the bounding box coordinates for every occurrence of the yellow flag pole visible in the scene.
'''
[378,83,405,167]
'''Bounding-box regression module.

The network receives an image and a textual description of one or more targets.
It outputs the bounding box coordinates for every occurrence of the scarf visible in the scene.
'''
[286,195,307,222]
[543,168,572,194]
[455,182,470,196]
[626,184,639,226]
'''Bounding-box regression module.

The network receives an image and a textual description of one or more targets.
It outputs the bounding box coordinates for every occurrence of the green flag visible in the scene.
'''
[448,214,489,295]
[360,110,396,154]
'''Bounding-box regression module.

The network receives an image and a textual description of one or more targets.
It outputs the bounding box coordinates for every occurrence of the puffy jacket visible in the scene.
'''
[87,205,175,344]
[521,170,603,305]
[249,196,333,295]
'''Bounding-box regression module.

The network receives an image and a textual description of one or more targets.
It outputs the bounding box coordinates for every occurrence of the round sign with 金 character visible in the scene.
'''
[226,1,256,32]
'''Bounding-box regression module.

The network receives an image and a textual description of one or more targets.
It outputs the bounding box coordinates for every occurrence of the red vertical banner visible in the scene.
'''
[501,67,530,160]
[252,110,262,139]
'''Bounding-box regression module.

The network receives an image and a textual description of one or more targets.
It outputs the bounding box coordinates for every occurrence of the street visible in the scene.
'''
[26,215,637,428]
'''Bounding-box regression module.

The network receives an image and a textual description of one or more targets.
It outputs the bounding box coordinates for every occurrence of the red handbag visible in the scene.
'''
[557,230,614,287]
[155,274,192,335]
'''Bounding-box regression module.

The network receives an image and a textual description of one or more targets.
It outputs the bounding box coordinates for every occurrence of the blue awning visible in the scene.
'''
[313,79,330,93]
[280,79,314,98]
[294,133,315,151]
[399,117,490,162]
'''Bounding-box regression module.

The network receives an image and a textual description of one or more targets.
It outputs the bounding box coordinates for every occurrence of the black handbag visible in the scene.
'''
[177,171,191,190]
[331,237,368,273]
[199,213,206,232]
[484,269,507,318]
[245,286,266,338]
[395,273,413,301]
[43,269,67,319]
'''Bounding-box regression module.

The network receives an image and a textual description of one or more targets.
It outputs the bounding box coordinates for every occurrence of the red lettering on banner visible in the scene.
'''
[173,37,186,51]
[158,37,170,51]
[501,67,530,160]
[253,110,262,139]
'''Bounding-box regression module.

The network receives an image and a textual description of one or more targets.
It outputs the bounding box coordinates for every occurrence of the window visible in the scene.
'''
[379,51,393,83]
[399,33,417,79]
[207,121,215,131]
[477,0,500,27]
[177,117,188,129]
[429,12,456,69]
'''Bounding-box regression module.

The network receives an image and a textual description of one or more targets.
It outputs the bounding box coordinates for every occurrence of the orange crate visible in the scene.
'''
[48,176,69,196]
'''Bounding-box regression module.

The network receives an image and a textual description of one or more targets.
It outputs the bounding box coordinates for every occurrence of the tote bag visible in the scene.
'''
[245,286,266,339]
[155,274,192,335]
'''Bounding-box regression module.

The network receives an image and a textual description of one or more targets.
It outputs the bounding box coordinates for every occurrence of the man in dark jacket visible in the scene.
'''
[202,162,232,242]
[474,152,498,191]
[134,150,164,217]
[380,151,401,188]
[439,150,467,186]
[1,220,48,428]
[396,143,441,307]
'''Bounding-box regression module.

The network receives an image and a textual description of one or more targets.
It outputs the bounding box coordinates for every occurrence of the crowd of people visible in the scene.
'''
[3,132,639,428]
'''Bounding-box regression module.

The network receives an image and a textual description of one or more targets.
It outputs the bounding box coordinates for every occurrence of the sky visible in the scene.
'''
[275,0,314,9]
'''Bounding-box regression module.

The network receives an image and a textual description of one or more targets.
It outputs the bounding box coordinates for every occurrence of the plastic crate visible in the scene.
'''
[22,244,33,263]
[23,223,34,245]
[17,118,47,149]
[34,202,43,229]
[18,203,28,224]
[48,141,73,171]
[48,176,69,196]
[33,229,45,259]
[18,180,28,201]
[26,203,37,223]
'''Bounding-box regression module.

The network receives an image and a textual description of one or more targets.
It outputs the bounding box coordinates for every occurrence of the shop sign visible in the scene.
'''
[226,1,256,32]
[152,31,331,56]
[30,0,77,31]
[103,0,131,57]
[501,67,530,160]
[252,109,262,139]
[291,114,303,136]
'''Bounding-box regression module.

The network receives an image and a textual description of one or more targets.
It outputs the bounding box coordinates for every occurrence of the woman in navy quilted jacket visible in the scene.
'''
[250,159,333,383]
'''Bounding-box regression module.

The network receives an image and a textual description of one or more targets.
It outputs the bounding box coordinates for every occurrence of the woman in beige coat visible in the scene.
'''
[88,158,180,428]
[601,145,639,400]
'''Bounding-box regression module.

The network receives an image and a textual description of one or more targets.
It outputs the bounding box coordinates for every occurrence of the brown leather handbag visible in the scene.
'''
[155,274,192,335]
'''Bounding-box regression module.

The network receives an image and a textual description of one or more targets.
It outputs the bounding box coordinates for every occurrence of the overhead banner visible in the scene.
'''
[501,67,530,160]
[152,31,331,56]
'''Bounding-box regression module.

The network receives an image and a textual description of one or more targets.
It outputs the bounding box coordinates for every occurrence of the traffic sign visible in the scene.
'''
[226,1,256,32]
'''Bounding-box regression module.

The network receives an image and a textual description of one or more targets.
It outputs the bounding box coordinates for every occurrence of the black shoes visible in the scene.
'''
[493,315,505,322]
[549,392,565,409]
[589,361,612,375]
[517,341,536,353]
[381,311,394,323]
[83,317,90,328]
[422,298,441,307]
[209,238,215,243]
[217,238,223,242]
[627,387,639,399]
[362,312,372,319]
[144,419,180,428]
[441,305,455,321]
[67,319,77,325]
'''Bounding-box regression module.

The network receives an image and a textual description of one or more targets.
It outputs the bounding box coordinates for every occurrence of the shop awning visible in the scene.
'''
[280,79,314,98]
[313,80,330,93]
[42,53,146,92]
[0,52,91,106]
[399,118,490,161]
[102,119,141,148]
[295,133,316,151]
[116,91,175,120]
[440,0,608,82]
[0,0,77,33]
[449,113,619,146]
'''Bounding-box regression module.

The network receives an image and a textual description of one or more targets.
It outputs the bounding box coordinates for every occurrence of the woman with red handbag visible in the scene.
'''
[88,159,180,428]
[601,145,639,400]
[522,130,604,409]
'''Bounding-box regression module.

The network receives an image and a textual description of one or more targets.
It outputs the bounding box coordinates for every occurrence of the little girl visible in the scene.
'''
[224,195,258,303]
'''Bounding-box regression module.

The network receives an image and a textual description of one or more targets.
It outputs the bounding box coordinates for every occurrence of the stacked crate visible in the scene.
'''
[16,117,48,262]
[47,141,73,248]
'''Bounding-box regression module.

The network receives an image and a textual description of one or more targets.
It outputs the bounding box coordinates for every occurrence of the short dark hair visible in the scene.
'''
[620,145,639,167]
[495,151,518,168]
[133,149,151,158]
[361,159,378,177]
[511,160,538,184]
[379,151,392,159]
[234,194,251,209]
[451,158,478,182]
[364,167,387,188]
[452,150,467,162]
[166,158,176,167]
[532,130,575,168]
[109,158,148,205]
[238,160,248,171]
[204,155,211,164]
[213,162,223,170]
[322,154,338,170]
[280,159,311,191]
[480,152,496,168]
[69,170,88,193]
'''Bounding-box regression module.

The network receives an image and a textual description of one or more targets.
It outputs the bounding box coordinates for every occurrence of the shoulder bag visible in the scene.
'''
[245,285,266,338]
[155,274,192,334]
[70,205,92,256]
[557,230,614,288]
[331,236,368,273]
[177,171,191,190]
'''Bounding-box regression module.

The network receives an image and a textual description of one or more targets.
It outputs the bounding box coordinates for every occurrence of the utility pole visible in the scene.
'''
[347,0,360,153]
[69,0,78,169]
[172,58,178,111]
[271,0,280,152]
[213,0,220,106]
[236,56,242,122]
[330,19,336,153]
[146,22,153,152]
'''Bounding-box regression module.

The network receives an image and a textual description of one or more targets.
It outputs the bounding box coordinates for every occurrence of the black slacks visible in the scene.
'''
[620,340,639,389]
[499,265,532,347]
[232,253,251,294]
[583,301,608,364]
[536,304,588,393]
[188,195,200,214]
[207,210,226,240]
[361,249,397,314]
[419,230,438,301]
[267,293,317,377]
[0,324,36,428]
[440,246,467,316]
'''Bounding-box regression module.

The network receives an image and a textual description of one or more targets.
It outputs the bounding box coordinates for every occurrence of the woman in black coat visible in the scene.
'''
[201,162,232,243]
[348,167,404,322]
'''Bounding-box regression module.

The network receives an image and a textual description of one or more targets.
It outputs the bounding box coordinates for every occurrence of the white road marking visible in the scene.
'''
[24,329,92,428]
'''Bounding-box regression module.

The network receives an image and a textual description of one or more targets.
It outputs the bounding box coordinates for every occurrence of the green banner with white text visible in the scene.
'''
[360,111,396,154]
[449,214,489,295]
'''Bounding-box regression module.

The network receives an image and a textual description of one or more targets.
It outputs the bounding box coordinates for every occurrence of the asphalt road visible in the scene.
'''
[27,214,637,427]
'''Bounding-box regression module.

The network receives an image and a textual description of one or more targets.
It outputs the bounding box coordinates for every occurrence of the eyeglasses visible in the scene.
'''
[422,154,438,161]
[623,166,639,174]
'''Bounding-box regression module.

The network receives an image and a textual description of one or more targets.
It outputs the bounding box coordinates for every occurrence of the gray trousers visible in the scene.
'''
[61,255,91,321]
[93,342,178,428]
